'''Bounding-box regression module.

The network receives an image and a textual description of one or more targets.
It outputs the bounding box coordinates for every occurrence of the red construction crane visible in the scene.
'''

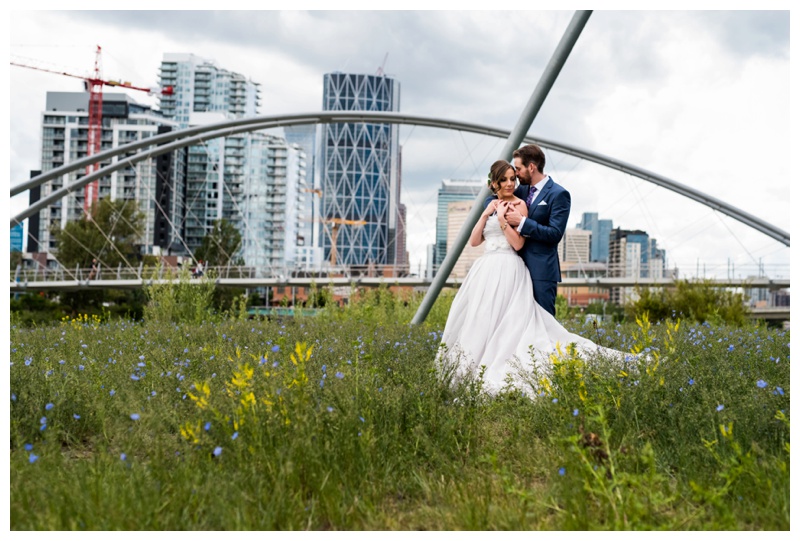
[11,45,175,215]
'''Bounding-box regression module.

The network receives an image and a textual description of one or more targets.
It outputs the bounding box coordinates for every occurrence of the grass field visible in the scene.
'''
[9,311,790,530]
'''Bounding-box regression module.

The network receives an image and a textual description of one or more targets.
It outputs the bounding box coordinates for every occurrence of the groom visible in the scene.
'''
[503,144,571,317]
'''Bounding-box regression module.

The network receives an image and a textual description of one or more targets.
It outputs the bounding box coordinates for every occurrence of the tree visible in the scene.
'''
[52,198,145,270]
[51,198,145,316]
[10,250,23,271]
[195,219,244,268]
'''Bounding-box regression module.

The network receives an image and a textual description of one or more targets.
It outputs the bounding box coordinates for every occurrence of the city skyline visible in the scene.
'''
[8,10,792,279]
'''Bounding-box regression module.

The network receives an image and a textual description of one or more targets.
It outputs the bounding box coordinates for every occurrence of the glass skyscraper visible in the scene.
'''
[578,212,614,263]
[318,72,400,269]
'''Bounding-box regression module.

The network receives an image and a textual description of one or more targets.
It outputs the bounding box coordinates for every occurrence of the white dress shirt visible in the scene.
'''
[517,175,550,234]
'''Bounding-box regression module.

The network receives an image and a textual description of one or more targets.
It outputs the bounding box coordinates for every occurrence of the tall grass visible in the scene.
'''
[9,311,789,530]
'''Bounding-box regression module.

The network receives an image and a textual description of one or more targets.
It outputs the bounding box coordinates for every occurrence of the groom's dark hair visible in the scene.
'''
[513,144,546,173]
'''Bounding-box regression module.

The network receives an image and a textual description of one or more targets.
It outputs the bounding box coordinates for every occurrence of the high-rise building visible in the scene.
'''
[11,223,24,252]
[607,228,668,304]
[36,92,180,255]
[157,54,308,270]
[285,124,319,252]
[239,134,307,273]
[158,53,260,123]
[317,72,401,270]
[446,201,485,279]
[558,227,591,265]
[578,212,613,263]
[158,54,264,257]
[433,179,483,275]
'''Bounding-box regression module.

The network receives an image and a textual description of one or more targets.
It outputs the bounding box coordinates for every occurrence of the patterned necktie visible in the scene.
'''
[526,186,538,207]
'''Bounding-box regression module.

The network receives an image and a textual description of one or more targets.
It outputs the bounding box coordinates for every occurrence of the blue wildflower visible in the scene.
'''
[137,362,146,367]
[327,406,334,412]
[558,467,566,476]
[213,446,222,457]
[232,432,238,440]
[130,413,140,421]
[728,345,734,352]
[24,443,33,451]
[45,403,54,411]
[204,422,211,431]
[130,374,140,381]
[11,393,16,401]
[716,404,725,412]
[78,365,85,371]
[688,379,695,385]
[775,387,784,396]
[29,454,39,464]
[109,389,116,396]
[335,371,344,379]
[552,398,558,404]
[756,379,767,388]
[25,358,32,366]
[573,409,579,416]
[120,453,127,461]
[272,345,280,353]
[73,414,80,420]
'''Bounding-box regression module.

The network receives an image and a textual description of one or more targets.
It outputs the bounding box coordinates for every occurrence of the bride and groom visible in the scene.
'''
[439,144,624,393]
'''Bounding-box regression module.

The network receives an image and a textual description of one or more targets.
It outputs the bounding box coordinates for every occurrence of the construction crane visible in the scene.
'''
[325,218,367,267]
[300,188,366,266]
[11,45,174,215]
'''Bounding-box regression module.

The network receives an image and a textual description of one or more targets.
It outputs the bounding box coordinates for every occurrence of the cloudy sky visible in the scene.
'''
[7,8,793,279]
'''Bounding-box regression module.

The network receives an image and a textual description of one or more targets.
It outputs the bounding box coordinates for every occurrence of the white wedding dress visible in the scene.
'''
[438,214,628,394]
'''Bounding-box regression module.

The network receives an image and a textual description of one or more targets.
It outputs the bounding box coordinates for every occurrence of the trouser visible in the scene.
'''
[532,279,558,317]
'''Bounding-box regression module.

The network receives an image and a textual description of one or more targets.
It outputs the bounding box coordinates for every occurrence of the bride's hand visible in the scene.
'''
[482,200,499,217]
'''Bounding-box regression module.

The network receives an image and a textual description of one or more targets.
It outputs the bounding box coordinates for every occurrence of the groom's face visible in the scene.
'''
[514,157,532,185]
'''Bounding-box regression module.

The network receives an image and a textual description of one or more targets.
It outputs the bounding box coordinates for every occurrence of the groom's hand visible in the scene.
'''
[505,204,525,227]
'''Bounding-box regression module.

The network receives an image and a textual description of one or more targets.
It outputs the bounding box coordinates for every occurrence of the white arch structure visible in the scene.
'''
[10,111,790,247]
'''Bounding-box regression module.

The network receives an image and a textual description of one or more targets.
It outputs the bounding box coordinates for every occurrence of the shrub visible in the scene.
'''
[626,280,749,326]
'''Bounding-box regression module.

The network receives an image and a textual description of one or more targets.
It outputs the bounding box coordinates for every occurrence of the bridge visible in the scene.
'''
[10,264,789,321]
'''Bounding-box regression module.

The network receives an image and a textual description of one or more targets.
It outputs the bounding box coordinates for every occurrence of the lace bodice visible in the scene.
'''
[483,215,516,253]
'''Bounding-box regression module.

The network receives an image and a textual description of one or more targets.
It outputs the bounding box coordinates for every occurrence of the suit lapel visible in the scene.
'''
[528,177,552,215]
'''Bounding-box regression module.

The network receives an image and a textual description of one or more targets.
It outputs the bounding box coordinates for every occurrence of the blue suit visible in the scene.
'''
[485,177,570,316]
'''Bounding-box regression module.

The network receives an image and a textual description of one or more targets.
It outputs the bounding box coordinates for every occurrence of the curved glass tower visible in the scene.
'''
[319,72,400,270]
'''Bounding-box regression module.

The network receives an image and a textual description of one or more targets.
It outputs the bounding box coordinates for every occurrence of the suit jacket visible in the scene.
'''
[485,177,570,283]
[516,178,570,282]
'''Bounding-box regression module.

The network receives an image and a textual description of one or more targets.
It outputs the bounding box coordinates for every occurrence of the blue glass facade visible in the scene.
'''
[319,73,400,267]
[578,212,614,263]
[11,223,23,252]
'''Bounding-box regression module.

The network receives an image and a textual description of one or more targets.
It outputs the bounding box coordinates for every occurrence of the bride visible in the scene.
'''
[437,159,627,394]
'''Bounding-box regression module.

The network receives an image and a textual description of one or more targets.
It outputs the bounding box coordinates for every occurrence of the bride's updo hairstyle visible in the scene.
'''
[487,159,515,194]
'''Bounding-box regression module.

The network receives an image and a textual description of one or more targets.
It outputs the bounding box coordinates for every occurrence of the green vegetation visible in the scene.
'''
[10,306,789,529]
[627,280,750,326]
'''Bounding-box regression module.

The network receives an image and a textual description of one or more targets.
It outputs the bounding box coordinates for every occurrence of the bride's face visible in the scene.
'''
[494,167,517,198]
